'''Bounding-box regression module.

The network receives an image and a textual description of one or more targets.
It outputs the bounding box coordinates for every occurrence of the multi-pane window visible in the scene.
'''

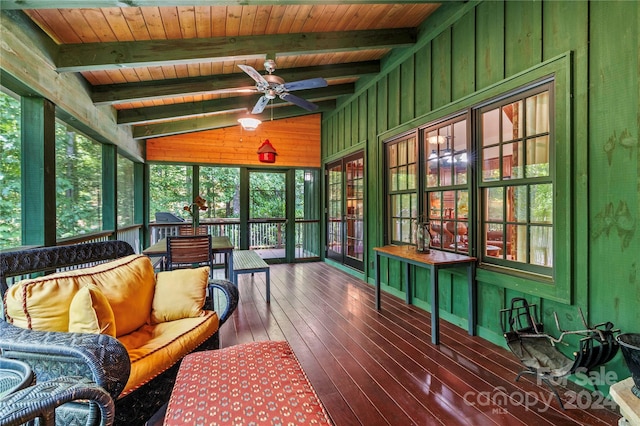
[346,157,364,262]
[478,84,553,273]
[327,163,343,254]
[387,135,418,244]
[385,80,554,278]
[425,118,469,254]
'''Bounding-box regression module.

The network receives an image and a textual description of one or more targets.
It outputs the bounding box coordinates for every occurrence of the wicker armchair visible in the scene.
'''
[0,370,115,426]
[0,358,34,399]
[0,241,239,426]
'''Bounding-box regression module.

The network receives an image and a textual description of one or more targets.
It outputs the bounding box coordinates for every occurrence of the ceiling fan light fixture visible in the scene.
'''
[238,117,262,131]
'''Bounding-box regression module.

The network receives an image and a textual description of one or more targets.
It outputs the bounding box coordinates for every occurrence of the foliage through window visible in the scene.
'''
[479,85,553,273]
[117,154,135,227]
[0,88,21,250]
[250,172,285,219]
[149,164,193,222]
[55,122,103,239]
[200,167,240,219]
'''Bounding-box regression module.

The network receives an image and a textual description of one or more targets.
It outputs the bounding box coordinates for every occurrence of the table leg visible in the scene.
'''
[375,253,381,310]
[431,265,440,345]
[228,251,234,282]
[467,262,476,336]
[266,268,270,303]
[404,262,411,305]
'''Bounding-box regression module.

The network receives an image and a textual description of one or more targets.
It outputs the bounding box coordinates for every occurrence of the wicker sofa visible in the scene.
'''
[0,240,239,426]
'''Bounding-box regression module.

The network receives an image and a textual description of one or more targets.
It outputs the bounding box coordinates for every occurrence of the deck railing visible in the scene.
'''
[248,220,286,249]
[149,219,320,260]
[149,220,240,247]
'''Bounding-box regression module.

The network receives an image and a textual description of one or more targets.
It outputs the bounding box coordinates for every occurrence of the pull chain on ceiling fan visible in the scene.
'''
[239,59,328,115]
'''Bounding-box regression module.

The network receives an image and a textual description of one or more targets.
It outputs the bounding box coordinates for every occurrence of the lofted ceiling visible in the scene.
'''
[3,1,443,139]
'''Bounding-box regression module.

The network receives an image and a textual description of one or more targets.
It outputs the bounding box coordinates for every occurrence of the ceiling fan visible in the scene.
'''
[238,59,328,115]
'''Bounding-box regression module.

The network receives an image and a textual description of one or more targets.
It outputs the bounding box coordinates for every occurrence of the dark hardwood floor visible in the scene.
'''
[217,262,620,426]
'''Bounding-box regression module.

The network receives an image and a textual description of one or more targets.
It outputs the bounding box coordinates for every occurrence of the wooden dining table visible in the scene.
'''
[143,236,234,279]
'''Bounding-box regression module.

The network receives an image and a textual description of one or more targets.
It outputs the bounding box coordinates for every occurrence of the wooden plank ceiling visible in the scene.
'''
[7,1,441,141]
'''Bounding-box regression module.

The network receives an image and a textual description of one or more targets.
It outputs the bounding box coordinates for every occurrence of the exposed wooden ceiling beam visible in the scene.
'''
[55,29,415,72]
[0,1,444,9]
[118,83,354,125]
[92,61,379,104]
[133,99,336,139]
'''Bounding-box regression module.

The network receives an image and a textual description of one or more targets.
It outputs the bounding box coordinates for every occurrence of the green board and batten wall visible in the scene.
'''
[321,0,639,388]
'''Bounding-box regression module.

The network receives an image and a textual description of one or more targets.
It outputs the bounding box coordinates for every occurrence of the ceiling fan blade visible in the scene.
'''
[212,86,258,95]
[279,93,319,112]
[238,64,269,89]
[251,96,270,114]
[283,77,328,92]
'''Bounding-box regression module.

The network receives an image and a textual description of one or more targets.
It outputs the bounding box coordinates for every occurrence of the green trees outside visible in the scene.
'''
[250,172,286,219]
[2,89,316,251]
[200,166,240,219]
[0,90,21,250]
[117,154,135,227]
[149,164,193,222]
[149,166,307,221]
[55,122,103,239]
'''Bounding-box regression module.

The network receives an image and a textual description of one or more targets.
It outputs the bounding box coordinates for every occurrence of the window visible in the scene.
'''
[199,166,240,219]
[425,118,469,254]
[478,84,553,274]
[384,80,555,279]
[117,154,135,227]
[149,164,193,222]
[326,153,365,270]
[0,88,21,250]
[327,163,343,255]
[386,134,418,244]
[55,122,103,239]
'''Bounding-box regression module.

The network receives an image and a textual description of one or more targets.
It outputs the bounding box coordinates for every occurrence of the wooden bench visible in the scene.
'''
[232,250,270,302]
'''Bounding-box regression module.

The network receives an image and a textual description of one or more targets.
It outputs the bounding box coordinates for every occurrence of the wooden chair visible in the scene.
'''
[166,235,214,278]
[178,225,208,236]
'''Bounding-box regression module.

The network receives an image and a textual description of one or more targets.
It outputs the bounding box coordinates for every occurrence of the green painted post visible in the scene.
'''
[102,144,117,239]
[286,169,296,262]
[21,97,56,247]
[239,168,249,250]
[134,161,145,251]
[192,165,200,227]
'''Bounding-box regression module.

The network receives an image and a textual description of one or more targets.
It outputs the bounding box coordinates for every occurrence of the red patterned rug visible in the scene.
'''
[164,340,333,425]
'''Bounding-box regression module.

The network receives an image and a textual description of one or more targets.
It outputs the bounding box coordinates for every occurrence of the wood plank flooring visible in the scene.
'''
[217,262,621,426]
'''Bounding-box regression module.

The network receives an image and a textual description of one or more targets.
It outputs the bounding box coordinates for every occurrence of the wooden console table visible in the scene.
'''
[374,245,477,345]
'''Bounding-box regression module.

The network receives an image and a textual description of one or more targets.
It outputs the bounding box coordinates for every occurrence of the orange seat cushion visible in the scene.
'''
[118,310,219,396]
